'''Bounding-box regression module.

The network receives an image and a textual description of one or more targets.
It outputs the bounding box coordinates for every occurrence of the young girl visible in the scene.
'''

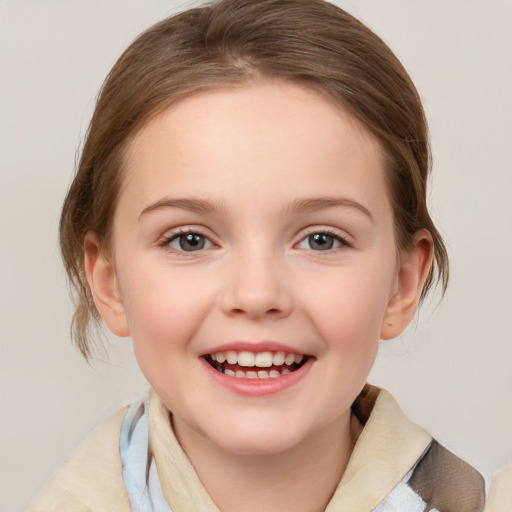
[29,0,500,510]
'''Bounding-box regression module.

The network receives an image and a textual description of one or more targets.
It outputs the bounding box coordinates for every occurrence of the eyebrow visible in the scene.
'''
[139,196,374,223]
[139,197,225,220]
[286,197,374,223]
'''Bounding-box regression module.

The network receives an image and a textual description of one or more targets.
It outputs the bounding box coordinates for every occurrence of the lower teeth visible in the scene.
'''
[217,366,292,379]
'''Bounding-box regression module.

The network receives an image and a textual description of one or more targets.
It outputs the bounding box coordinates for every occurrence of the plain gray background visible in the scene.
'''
[1,1,511,510]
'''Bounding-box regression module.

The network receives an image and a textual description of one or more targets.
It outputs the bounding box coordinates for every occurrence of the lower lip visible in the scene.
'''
[200,357,313,397]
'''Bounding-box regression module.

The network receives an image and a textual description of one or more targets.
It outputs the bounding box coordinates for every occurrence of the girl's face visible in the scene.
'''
[87,82,429,456]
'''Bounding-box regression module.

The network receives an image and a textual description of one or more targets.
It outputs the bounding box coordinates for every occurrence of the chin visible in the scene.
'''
[220,438,299,457]
[210,422,309,457]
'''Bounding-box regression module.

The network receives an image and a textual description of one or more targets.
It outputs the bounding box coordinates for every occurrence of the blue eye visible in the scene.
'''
[298,232,346,251]
[168,233,212,252]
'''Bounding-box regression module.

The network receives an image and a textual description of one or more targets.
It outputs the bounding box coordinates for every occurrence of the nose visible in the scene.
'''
[219,252,293,320]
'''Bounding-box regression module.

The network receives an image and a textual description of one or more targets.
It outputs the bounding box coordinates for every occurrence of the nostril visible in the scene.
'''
[229,307,282,317]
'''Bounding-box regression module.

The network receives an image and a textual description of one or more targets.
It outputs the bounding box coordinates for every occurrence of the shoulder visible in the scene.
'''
[351,386,485,511]
[486,465,512,512]
[407,440,486,512]
[28,406,131,512]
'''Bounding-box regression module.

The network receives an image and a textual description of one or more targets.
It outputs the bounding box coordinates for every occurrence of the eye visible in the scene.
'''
[297,232,347,251]
[167,232,213,252]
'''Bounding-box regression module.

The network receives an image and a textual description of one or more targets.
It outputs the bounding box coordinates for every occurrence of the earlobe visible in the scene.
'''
[84,233,130,337]
[380,230,433,340]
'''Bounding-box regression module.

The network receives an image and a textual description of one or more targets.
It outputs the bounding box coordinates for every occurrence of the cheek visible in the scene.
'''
[310,264,392,314]
[124,280,208,395]
[300,265,393,349]
[119,264,213,355]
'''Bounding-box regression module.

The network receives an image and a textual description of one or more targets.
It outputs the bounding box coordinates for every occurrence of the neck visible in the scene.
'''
[173,412,359,512]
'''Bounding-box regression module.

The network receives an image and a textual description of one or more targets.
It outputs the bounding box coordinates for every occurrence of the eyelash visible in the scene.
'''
[160,228,214,254]
[297,227,351,252]
[159,227,351,254]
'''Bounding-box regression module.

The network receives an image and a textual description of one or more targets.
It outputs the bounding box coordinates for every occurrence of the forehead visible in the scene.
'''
[119,82,388,217]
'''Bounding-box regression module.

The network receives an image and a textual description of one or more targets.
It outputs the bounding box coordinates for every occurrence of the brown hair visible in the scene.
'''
[60,0,449,360]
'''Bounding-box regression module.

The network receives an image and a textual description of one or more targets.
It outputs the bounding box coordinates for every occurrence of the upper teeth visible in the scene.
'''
[210,350,303,368]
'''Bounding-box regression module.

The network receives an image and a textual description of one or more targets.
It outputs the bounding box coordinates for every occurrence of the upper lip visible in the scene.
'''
[199,341,310,357]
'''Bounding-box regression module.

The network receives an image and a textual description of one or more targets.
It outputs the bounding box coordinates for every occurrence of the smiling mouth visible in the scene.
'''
[204,350,308,379]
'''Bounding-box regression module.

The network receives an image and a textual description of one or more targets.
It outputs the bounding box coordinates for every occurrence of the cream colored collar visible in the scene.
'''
[149,385,432,512]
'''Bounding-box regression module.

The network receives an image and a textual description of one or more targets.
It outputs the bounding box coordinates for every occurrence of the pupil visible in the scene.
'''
[309,233,333,250]
[180,234,204,251]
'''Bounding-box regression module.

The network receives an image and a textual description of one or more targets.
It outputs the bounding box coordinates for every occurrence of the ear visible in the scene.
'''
[380,230,433,340]
[84,233,130,337]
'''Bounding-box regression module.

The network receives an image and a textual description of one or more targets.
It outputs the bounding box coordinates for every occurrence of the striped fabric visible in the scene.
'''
[373,440,485,511]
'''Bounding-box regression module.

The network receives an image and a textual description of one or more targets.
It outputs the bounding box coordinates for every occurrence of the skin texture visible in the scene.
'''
[85,82,432,512]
